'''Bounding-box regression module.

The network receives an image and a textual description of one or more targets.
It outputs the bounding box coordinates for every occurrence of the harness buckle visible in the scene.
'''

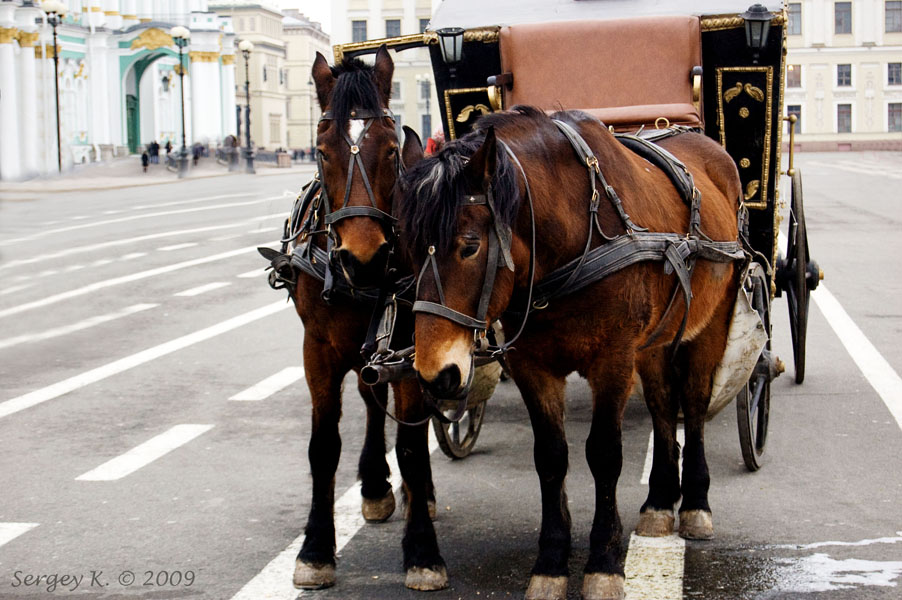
[532,299,549,310]
[350,145,360,155]
[586,156,600,174]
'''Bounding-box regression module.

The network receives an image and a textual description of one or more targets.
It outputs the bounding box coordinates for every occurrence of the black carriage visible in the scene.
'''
[325,0,820,468]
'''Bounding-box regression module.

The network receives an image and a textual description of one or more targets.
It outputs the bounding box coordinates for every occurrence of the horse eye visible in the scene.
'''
[318,150,329,162]
[460,244,479,259]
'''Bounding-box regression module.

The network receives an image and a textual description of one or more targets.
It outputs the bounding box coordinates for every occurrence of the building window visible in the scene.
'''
[385,19,401,38]
[787,105,801,134]
[888,1,902,32]
[835,2,852,34]
[889,103,902,131]
[787,64,801,87]
[352,20,367,43]
[270,115,281,144]
[420,80,431,100]
[837,104,852,132]
[837,64,852,86]
[788,3,802,35]
[391,80,401,99]
[890,63,902,85]
[419,18,430,33]
[422,114,432,140]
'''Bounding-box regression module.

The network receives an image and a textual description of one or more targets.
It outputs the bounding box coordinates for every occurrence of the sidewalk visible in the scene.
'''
[0,155,317,195]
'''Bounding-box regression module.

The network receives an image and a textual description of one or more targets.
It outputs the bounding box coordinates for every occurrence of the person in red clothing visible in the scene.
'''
[425,127,445,155]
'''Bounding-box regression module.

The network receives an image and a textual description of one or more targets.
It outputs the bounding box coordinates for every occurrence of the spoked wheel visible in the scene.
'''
[432,401,486,459]
[777,169,820,384]
[737,263,772,472]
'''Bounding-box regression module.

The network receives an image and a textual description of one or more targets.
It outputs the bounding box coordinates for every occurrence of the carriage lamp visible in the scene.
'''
[436,27,465,82]
[742,4,773,63]
[42,0,67,173]
[171,26,191,178]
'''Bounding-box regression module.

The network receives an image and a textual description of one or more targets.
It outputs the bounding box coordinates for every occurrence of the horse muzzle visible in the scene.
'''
[332,241,391,289]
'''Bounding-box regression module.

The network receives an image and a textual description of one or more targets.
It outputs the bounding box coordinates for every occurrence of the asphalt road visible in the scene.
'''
[0,152,900,600]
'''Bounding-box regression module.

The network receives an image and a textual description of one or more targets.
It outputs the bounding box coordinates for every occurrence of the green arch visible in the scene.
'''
[121,48,185,153]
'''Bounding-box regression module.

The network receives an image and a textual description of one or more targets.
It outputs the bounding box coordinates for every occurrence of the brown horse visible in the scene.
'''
[279,47,446,591]
[399,106,743,599]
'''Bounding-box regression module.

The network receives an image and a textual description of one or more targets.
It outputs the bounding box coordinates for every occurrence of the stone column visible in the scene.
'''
[87,31,111,152]
[120,0,138,28]
[187,19,222,144]
[15,30,40,176]
[221,53,237,137]
[0,11,22,180]
[103,0,122,30]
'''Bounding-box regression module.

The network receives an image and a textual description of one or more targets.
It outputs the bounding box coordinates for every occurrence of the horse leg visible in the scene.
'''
[511,362,570,600]
[582,357,633,600]
[393,378,447,591]
[294,341,346,590]
[676,312,731,540]
[356,379,395,523]
[636,350,681,537]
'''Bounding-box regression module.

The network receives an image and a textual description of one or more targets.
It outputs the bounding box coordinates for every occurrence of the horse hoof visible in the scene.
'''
[636,509,675,537]
[405,566,449,591]
[293,560,335,590]
[428,499,437,521]
[525,575,568,600]
[362,489,396,523]
[678,509,714,540]
[581,573,624,600]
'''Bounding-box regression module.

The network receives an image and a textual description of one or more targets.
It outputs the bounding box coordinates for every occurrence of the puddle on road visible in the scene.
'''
[684,540,902,599]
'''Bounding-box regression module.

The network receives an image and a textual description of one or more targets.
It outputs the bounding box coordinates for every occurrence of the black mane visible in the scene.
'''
[329,57,384,126]
[400,106,548,258]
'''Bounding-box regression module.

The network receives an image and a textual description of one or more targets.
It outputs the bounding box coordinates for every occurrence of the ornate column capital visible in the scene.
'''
[16,31,40,48]
[0,27,20,45]
[189,50,220,63]
[221,54,235,65]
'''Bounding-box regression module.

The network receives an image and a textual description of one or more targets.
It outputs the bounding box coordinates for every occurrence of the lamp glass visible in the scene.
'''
[742,4,772,51]
[436,27,464,64]
[171,26,190,40]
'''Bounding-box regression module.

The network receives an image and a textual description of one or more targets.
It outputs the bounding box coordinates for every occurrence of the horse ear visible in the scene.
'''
[311,51,335,110]
[466,126,497,185]
[373,44,394,104]
[401,126,424,169]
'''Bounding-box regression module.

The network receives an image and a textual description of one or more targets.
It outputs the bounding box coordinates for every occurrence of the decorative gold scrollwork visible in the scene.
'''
[456,104,491,123]
[724,81,765,103]
[724,82,743,103]
[744,180,760,200]
[739,107,750,118]
[744,83,765,102]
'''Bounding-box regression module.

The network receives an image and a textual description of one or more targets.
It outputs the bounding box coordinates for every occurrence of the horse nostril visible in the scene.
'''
[423,365,462,399]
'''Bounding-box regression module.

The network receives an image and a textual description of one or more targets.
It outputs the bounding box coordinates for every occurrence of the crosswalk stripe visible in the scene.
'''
[229,367,305,401]
[230,431,440,599]
[0,301,290,420]
[0,523,39,548]
[174,281,231,297]
[640,426,684,485]
[0,303,158,351]
[624,533,686,599]
[75,424,214,481]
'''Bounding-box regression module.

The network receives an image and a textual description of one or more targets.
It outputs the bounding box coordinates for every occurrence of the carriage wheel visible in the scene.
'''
[784,169,811,384]
[432,401,486,459]
[737,263,772,472]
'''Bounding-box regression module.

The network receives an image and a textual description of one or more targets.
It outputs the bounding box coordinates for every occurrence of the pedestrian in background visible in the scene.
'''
[166,140,172,155]
[141,151,149,173]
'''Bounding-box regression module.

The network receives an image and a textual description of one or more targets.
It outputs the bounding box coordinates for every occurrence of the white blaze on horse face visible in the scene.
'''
[415,333,472,387]
[348,119,366,142]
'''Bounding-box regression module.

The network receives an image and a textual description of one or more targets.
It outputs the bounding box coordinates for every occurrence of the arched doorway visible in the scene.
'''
[121,47,186,154]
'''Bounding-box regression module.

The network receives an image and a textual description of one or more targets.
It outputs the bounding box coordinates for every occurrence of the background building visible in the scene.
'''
[786,0,902,149]
[0,0,237,181]
[210,2,328,154]
[329,0,442,144]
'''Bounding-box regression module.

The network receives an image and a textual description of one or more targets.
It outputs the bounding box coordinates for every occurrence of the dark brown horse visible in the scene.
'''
[281,47,446,591]
[400,107,743,599]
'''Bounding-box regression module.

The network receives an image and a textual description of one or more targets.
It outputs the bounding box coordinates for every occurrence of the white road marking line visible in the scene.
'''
[75,424,214,481]
[0,523,39,548]
[229,367,305,401]
[814,284,902,432]
[640,426,684,485]
[63,264,85,272]
[157,242,199,252]
[231,431,440,600]
[131,192,249,211]
[90,258,114,267]
[121,252,147,260]
[0,195,284,247]
[237,267,266,279]
[624,533,685,600]
[0,283,31,296]
[0,219,276,272]
[0,303,157,351]
[174,281,231,297]
[0,301,289,420]
[0,245,260,321]
[246,226,281,234]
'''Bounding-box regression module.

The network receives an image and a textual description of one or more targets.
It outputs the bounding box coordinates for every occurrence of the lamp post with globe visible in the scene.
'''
[238,39,255,174]
[41,1,66,172]
[170,25,191,178]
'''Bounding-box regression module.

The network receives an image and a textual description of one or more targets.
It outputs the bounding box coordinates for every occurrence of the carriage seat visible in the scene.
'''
[496,16,703,131]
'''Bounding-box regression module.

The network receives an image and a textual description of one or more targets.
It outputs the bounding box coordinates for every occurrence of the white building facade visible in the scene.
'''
[0,0,238,181]
[330,0,442,143]
[786,0,902,149]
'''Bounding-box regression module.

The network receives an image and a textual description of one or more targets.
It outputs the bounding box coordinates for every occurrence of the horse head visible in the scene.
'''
[402,126,524,399]
[312,45,423,289]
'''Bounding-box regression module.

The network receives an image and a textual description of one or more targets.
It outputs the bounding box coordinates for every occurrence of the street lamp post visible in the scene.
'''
[308,77,314,161]
[171,26,190,178]
[238,39,255,174]
[416,73,431,140]
[42,1,66,173]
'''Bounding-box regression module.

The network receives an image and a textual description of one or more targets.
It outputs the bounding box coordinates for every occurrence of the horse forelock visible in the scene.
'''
[328,58,384,127]
[401,130,520,260]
